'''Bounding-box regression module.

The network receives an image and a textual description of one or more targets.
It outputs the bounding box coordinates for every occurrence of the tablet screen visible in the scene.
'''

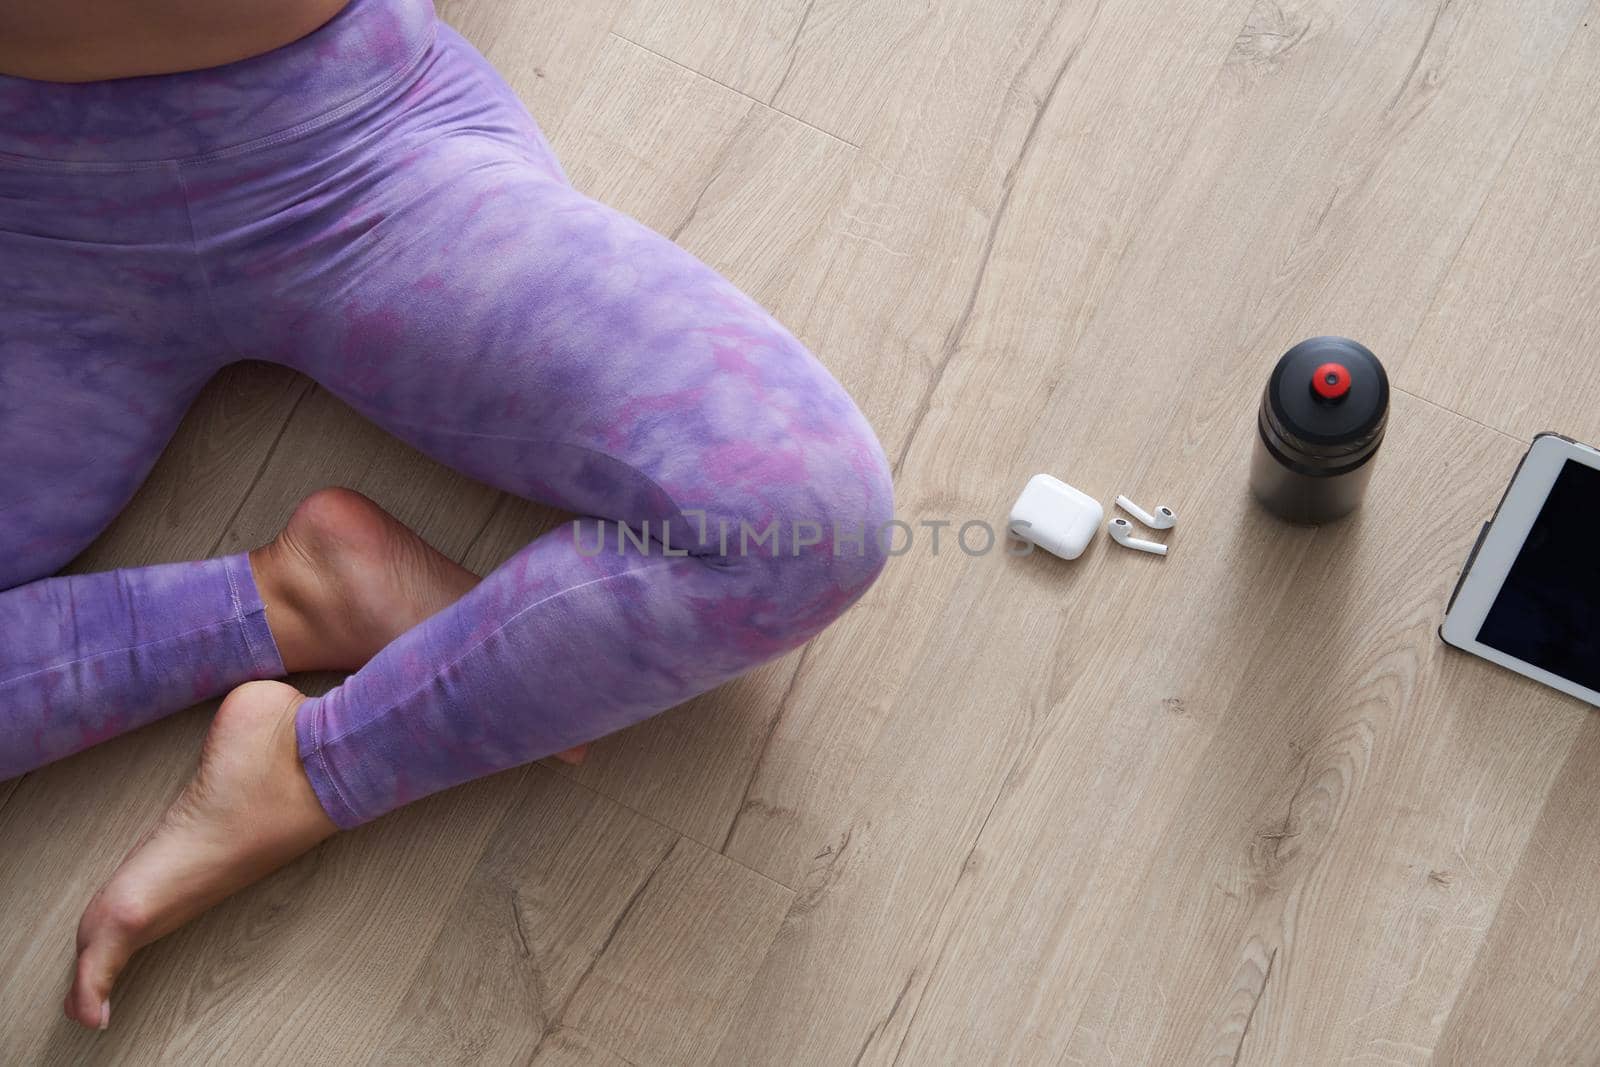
[1476,458,1600,691]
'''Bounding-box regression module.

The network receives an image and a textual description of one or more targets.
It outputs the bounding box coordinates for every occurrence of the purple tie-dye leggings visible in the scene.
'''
[0,0,892,828]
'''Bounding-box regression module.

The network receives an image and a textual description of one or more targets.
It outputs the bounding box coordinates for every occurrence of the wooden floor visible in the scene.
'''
[5,0,1600,1062]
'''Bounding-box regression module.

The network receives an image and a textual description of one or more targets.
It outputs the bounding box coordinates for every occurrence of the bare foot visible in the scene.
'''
[249,487,587,766]
[65,680,333,1030]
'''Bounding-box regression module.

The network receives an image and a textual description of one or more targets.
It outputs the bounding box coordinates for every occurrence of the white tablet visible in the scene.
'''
[1441,432,1600,706]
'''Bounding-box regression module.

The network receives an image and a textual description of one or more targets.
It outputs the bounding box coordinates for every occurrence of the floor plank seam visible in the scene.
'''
[1391,385,1522,444]
[605,30,862,149]
[530,837,679,1056]
[540,757,798,894]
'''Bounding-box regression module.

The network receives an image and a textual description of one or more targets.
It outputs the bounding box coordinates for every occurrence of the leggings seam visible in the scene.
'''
[313,563,665,759]
[176,166,249,365]
[0,616,242,690]
[223,559,246,648]
[309,704,360,825]
[244,607,280,676]
[224,556,277,677]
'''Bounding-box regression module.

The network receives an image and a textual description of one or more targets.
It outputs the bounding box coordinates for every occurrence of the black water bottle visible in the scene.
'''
[1250,337,1389,524]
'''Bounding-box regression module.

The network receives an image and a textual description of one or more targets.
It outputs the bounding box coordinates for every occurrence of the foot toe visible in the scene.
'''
[68,906,133,1029]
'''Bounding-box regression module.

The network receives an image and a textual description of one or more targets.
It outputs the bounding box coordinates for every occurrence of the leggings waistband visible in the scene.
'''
[0,0,436,165]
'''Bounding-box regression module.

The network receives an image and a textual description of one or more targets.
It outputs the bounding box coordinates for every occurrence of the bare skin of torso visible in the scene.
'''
[0,0,353,82]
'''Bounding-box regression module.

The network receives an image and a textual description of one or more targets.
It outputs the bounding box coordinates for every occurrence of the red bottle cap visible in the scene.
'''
[1311,361,1351,402]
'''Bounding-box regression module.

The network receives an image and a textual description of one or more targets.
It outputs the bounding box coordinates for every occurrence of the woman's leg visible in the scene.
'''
[206,23,894,826]
[275,161,894,829]
[0,161,481,781]
[65,23,892,1024]
[0,553,282,779]
[0,162,283,779]
[0,470,547,780]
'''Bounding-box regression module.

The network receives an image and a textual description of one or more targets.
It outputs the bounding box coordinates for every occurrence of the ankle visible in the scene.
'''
[217,680,338,840]
[248,486,480,677]
[266,689,338,840]
[249,541,331,674]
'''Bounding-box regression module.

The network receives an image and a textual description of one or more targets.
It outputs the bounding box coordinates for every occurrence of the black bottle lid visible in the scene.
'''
[1260,336,1388,469]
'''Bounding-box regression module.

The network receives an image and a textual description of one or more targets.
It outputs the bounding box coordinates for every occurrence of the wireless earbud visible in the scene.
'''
[1108,517,1168,555]
[1115,495,1176,530]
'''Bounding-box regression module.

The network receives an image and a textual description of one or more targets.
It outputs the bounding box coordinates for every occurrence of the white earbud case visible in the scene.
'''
[1008,474,1103,560]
